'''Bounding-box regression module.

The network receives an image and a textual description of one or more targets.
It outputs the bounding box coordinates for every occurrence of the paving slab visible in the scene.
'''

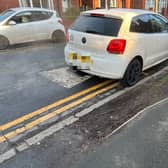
[73,98,168,168]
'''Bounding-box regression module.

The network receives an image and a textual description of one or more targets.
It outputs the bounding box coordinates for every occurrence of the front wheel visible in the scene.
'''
[0,36,9,50]
[121,59,142,87]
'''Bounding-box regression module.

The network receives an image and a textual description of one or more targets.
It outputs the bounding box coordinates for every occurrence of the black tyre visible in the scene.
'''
[121,59,142,87]
[69,66,87,76]
[52,30,65,43]
[0,36,9,50]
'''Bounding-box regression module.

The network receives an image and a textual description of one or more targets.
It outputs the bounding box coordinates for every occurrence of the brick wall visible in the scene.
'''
[130,0,145,9]
[53,0,62,15]
[71,0,80,7]
[0,0,19,12]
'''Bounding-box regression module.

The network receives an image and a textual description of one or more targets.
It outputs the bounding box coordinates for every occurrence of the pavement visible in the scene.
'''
[72,98,168,168]
[1,96,168,168]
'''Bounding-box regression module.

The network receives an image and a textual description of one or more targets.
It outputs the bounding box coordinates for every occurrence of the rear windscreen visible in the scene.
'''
[71,15,122,36]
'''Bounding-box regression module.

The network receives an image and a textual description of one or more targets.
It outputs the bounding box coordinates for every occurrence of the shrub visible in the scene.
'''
[63,6,80,19]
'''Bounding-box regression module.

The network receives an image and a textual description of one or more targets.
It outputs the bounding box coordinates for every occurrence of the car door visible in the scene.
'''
[129,14,165,67]
[29,11,53,41]
[3,11,34,44]
[148,14,168,62]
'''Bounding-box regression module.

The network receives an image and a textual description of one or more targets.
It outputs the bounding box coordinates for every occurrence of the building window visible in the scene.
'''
[158,0,168,13]
[121,0,126,8]
[145,0,168,13]
[19,0,31,7]
[62,0,69,12]
[145,0,155,11]
[19,0,54,9]
[109,0,117,8]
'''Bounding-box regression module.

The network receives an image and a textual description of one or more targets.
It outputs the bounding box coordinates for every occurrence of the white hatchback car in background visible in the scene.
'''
[65,8,168,86]
[0,7,65,49]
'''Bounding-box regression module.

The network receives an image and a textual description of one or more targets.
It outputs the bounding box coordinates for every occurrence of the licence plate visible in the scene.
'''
[80,56,90,63]
[69,53,80,60]
[69,53,90,63]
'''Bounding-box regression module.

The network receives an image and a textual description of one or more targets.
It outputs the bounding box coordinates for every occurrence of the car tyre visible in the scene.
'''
[69,66,87,76]
[0,36,9,50]
[52,30,65,43]
[121,59,142,87]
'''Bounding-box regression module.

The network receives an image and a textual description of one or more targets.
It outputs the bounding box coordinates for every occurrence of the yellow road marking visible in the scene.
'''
[0,82,119,143]
[0,80,112,132]
[0,136,7,143]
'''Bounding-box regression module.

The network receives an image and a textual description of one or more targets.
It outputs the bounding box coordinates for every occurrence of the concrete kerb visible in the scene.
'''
[0,65,168,164]
[0,148,16,164]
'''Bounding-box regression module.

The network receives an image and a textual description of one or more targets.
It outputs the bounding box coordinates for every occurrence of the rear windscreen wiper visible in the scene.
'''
[85,30,100,34]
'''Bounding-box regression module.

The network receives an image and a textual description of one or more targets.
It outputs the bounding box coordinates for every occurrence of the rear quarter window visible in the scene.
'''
[71,15,122,37]
[30,11,53,22]
[130,14,152,33]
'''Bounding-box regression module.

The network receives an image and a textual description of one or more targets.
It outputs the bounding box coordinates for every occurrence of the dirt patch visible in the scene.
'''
[71,70,168,144]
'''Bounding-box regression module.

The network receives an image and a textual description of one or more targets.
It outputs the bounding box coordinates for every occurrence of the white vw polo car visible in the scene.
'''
[0,7,65,49]
[65,8,168,86]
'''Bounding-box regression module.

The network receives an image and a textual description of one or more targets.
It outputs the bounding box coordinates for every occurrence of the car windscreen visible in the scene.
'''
[71,15,122,36]
[0,10,15,22]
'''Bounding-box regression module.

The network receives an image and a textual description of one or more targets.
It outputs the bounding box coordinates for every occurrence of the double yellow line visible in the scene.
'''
[0,80,119,143]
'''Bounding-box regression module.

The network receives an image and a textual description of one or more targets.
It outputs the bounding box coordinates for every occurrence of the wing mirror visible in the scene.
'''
[8,20,16,25]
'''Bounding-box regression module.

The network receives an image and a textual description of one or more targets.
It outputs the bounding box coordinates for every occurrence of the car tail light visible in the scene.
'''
[58,19,64,25]
[66,32,69,42]
[107,39,126,54]
[90,13,104,17]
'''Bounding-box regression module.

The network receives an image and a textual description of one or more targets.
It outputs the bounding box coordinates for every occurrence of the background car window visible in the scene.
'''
[71,15,122,37]
[0,10,15,22]
[10,11,53,24]
[11,12,31,24]
[149,14,168,33]
[130,14,153,33]
[29,11,53,22]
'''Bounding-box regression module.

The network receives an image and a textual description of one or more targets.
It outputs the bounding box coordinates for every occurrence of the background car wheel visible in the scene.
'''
[0,36,9,50]
[121,58,142,87]
[52,30,65,43]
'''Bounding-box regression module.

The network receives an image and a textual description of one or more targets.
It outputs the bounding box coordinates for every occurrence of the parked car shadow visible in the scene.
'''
[0,40,66,52]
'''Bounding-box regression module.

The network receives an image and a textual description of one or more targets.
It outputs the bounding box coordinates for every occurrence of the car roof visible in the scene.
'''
[10,7,55,13]
[83,8,155,18]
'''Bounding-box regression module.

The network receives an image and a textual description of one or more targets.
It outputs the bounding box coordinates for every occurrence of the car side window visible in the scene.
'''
[29,11,53,22]
[10,12,32,24]
[130,14,153,33]
[149,14,168,33]
[9,11,53,24]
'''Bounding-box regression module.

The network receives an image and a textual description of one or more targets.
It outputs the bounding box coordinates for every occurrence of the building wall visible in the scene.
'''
[93,0,100,8]
[71,0,80,7]
[53,0,62,15]
[0,0,146,13]
[0,0,19,12]
[130,0,145,9]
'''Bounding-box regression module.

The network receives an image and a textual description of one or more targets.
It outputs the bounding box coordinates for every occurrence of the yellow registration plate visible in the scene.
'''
[69,53,79,60]
[69,53,90,63]
[80,56,90,63]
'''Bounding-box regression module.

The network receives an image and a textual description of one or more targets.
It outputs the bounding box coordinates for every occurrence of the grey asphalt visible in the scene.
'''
[1,98,168,168]
[0,42,66,125]
[0,42,104,125]
[73,98,168,168]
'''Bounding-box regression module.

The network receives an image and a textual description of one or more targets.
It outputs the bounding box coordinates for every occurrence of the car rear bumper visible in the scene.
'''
[64,46,130,79]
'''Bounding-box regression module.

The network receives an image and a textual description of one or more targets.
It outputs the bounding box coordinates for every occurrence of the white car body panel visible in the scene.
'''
[1,22,34,44]
[0,7,65,45]
[65,9,168,79]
